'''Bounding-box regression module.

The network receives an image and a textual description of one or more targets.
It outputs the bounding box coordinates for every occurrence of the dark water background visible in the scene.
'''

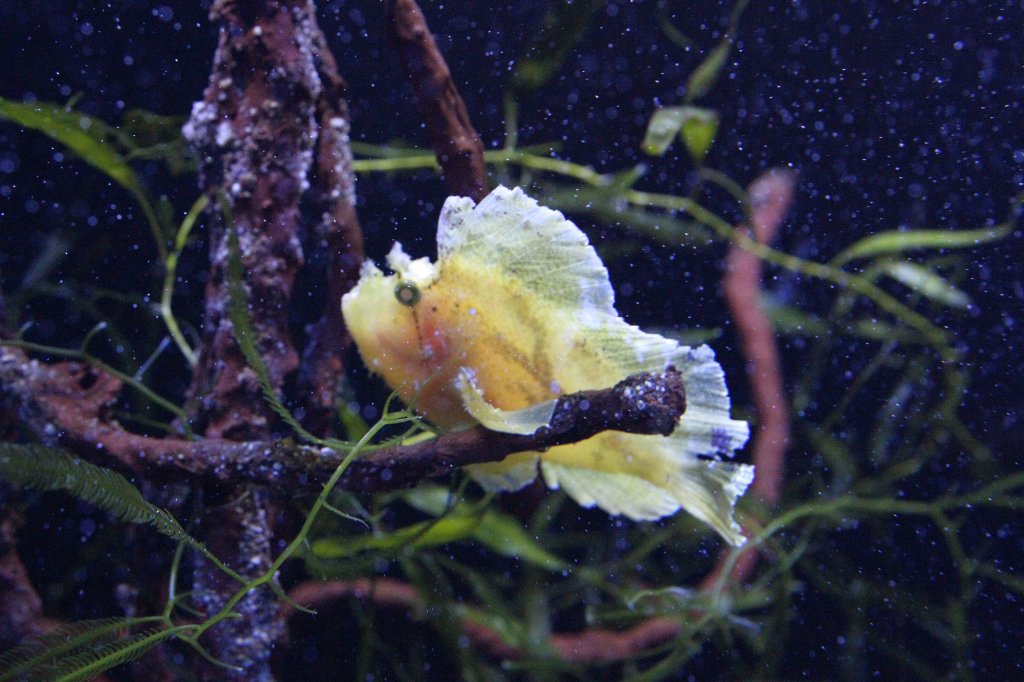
[2,1,1020,438]
[1,0,1022,678]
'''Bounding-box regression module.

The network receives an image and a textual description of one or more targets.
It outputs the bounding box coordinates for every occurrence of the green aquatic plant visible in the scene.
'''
[1,1,1021,679]
[0,98,198,367]
[0,338,428,680]
[2,94,1020,682]
[0,444,233,578]
[0,618,183,682]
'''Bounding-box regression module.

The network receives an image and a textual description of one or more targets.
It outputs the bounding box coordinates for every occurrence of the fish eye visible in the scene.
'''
[394,280,421,307]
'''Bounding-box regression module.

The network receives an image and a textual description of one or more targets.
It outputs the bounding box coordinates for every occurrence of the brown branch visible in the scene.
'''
[282,577,685,666]
[385,0,488,201]
[337,365,685,491]
[183,0,314,441]
[0,507,45,650]
[181,1,337,676]
[710,167,797,586]
[286,577,420,615]
[549,617,683,664]
[283,578,684,664]
[1,345,686,492]
[295,8,365,437]
[724,168,795,506]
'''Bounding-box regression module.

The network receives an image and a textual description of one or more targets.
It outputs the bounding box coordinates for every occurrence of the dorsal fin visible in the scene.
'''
[437,185,616,315]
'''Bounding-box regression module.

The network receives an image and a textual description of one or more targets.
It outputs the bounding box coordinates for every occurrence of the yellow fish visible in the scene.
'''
[342,186,752,545]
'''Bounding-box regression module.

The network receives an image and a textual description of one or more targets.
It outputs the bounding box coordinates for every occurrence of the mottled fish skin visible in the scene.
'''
[340,243,556,429]
[342,186,753,545]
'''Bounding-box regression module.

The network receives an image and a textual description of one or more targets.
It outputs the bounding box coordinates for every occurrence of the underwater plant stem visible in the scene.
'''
[503,92,519,150]
[496,149,608,184]
[351,149,606,184]
[631,189,957,359]
[192,417,387,642]
[707,475,1024,606]
[51,624,196,682]
[133,192,168,265]
[158,194,206,367]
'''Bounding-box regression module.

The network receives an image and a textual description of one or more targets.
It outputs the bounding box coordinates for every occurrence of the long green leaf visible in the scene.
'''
[119,108,195,175]
[510,0,605,94]
[312,514,483,558]
[403,485,566,569]
[0,98,167,258]
[877,261,972,309]
[314,486,566,570]
[52,628,180,682]
[537,182,714,244]
[830,224,1011,266]
[764,302,921,343]
[0,98,140,194]
[0,444,239,581]
[684,0,752,102]
[0,618,143,681]
[473,511,566,570]
[313,510,568,569]
[686,39,731,102]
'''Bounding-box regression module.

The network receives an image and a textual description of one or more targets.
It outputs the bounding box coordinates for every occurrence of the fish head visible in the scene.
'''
[341,242,467,424]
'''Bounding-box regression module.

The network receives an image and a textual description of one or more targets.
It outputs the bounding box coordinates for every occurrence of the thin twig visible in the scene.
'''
[284,578,684,665]
[0,346,686,493]
[385,0,488,201]
[710,167,797,586]
[725,168,795,506]
[296,15,365,437]
[0,508,46,649]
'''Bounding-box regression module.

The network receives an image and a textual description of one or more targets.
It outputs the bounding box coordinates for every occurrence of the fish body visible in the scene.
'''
[342,186,752,545]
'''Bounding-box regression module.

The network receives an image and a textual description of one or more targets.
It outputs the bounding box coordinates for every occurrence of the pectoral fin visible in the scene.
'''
[456,367,557,435]
[456,367,550,493]
[466,454,540,494]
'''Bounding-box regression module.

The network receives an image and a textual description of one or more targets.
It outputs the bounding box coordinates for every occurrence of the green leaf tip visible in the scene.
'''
[642,106,719,161]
